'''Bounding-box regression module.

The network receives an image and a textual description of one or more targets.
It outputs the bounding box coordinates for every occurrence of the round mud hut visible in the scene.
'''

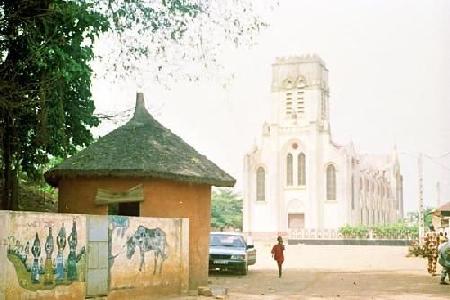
[45,92,235,289]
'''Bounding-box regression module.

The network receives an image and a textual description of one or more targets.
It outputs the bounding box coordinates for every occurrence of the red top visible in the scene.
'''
[271,244,285,263]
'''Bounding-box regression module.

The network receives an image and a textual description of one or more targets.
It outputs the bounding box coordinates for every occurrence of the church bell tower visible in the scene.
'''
[270,54,330,131]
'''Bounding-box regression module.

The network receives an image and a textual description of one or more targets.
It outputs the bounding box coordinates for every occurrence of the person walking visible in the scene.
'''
[271,236,285,278]
[424,226,440,276]
[441,232,449,244]
[438,239,450,285]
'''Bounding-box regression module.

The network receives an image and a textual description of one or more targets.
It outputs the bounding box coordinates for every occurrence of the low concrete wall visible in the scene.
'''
[288,239,411,246]
[0,211,189,299]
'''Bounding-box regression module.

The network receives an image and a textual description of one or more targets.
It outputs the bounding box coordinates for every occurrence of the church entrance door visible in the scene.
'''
[288,213,305,229]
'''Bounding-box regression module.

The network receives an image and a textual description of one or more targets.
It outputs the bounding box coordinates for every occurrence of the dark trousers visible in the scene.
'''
[441,267,450,282]
[277,261,283,277]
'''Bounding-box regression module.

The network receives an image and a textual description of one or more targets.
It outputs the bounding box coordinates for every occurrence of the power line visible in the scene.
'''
[428,152,450,159]
[423,154,450,171]
[399,152,450,172]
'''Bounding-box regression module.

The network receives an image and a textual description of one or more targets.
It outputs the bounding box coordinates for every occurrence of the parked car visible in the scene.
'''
[209,232,256,275]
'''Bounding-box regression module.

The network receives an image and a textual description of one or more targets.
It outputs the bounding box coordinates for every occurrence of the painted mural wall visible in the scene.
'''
[0,211,10,300]
[0,211,86,299]
[108,216,189,297]
[0,211,189,300]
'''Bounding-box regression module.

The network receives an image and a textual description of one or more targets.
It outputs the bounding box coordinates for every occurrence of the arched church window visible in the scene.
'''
[256,167,265,201]
[326,164,336,200]
[297,153,306,186]
[287,154,293,186]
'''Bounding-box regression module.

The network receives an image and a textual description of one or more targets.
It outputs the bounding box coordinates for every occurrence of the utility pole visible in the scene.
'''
[418,153,424,244]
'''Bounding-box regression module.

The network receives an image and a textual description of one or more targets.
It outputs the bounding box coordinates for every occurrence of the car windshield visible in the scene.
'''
[210,234,245,247]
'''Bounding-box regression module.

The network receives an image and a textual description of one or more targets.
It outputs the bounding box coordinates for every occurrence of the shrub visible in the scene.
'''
[338,223,418,240]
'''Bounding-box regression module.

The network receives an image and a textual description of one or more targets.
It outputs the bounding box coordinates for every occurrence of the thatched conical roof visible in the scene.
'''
[433,202,450,218]
[45,93,235,187]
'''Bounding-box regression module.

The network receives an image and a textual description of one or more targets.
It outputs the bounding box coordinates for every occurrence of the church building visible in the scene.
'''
[243,55,403,236]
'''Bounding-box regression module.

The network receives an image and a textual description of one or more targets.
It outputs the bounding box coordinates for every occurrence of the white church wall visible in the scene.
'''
[323,202,342,229]
[270,92,283,124]
[279,130,318,231]
[244,55,403,236]
[320,137,350,228]
[305,89,321,124]
[243,156,250,233]
[244,130,284,234]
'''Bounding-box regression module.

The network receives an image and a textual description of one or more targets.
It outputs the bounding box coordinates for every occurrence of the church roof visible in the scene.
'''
[358,154,392,171]
[274,53,326,67]
[45,93,236,187]
[433,202,450,217]
[438,202,450,211]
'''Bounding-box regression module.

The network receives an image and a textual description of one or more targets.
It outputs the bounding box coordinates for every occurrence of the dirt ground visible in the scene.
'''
[164,241,450,300]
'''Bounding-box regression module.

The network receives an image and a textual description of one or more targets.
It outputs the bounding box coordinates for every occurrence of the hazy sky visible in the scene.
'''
[92,0,450,214]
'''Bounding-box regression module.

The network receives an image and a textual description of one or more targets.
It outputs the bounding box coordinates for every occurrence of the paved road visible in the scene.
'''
[165,243,450,299]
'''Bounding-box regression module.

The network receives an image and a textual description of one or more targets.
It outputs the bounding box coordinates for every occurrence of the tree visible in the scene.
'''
[0,0,109,209]
[211,188,243,231]
[406,207,434,229]
[92,0,274,83]
[0,0,274,210]
[424,207,434,229]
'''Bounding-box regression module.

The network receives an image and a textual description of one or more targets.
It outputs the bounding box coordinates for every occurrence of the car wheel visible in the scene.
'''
[240,263,248,276]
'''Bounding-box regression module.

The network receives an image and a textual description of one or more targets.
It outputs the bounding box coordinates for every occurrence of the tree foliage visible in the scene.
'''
[0,0,109,209]
[0,0,274,210]
[424,207,434,229]
[338,223,419,240]
[211,188,243,231]
[91,0,274,83]
[407,207,434,229]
